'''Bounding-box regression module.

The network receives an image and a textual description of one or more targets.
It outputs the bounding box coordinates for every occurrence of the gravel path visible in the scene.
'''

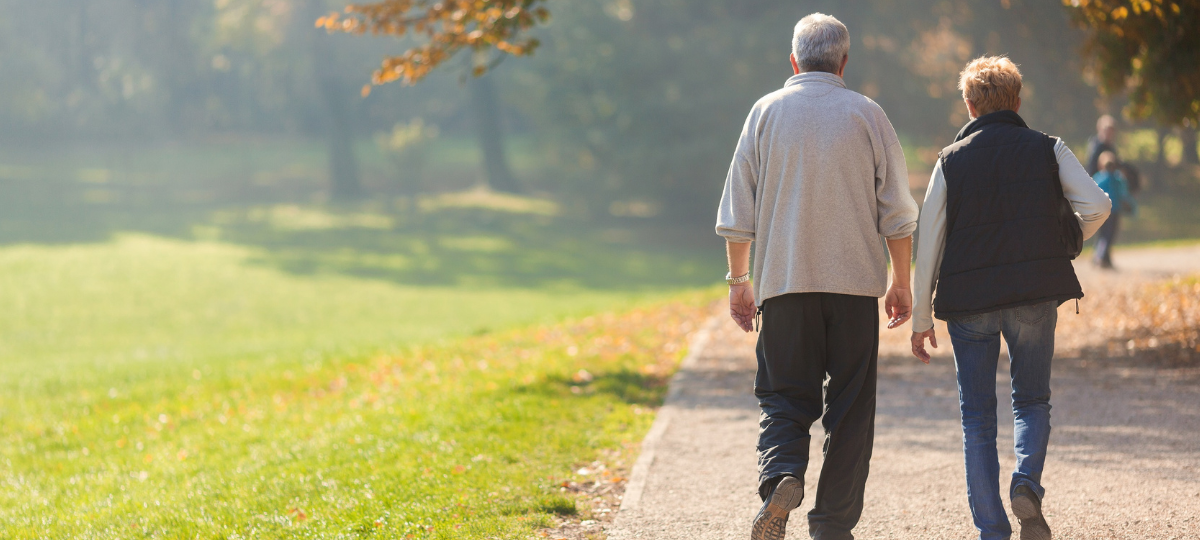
[608,243,1200,539]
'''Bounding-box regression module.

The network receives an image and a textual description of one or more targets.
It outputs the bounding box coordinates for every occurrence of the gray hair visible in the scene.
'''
[792,14,850,74]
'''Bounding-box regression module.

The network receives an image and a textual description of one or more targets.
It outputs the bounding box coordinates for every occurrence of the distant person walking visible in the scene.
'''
[910,57,1111,540]
[1084,114,1118,176]
[1085,115,1142,195]
[716,13,919,540]
[1092,151,1136,269]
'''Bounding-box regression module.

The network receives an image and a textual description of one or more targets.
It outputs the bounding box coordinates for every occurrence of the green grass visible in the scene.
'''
[0,234,681,389]
[0,138,727,539]
[0,231,719,538]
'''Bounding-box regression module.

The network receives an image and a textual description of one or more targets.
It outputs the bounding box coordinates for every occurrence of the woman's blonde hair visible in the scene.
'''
[959,56,1022,116]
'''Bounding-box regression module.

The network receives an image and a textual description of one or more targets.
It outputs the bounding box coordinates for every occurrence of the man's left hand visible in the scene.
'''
[884,285,911,329]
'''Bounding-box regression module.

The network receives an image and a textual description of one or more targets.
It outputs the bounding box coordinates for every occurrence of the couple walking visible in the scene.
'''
[715,13,1112,540]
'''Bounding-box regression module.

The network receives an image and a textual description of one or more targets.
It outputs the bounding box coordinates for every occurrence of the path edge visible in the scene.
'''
[617,313,724,513]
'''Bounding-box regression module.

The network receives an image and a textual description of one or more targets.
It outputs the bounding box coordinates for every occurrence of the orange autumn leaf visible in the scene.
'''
[317,0,549,87]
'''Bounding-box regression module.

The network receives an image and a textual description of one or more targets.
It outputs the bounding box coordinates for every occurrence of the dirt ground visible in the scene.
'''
[551,244,1200,540]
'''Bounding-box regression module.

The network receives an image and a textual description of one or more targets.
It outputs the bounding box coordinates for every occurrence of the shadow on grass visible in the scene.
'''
[0,178,210,244]
[547,369,676,408]
[515,368,672,408]
[220,204,720,290]
[500,494,577,517]
[0,173,722,290]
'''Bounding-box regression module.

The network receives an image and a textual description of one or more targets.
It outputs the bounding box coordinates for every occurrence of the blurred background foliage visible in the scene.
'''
[0,0,1196,243]
[1066,0,1199,128]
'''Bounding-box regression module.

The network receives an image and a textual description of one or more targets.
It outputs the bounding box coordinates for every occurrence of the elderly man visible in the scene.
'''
[716,13,919,540]
[911,56,1111,540]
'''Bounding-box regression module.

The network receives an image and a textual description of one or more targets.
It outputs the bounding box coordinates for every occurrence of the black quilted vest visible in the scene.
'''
[933,110,1083,320]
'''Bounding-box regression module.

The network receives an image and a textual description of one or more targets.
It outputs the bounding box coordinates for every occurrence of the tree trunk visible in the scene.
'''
[1181,127,1199,165]
[321,82,362,201]
[73,2,92,91]
[304,0,362,201]
[162,0,193,134]
[1156,127,1169,169]
[469,73,520,193]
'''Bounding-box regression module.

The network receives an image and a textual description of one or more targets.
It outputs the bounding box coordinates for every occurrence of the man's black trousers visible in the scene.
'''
[756,292,878,540]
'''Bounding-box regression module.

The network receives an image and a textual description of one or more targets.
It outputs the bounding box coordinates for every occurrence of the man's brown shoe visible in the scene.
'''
[751,476,804,540]
[1011,485,1052,540]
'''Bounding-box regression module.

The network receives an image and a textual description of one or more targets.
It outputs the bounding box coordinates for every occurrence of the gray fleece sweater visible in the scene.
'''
[716,71,919,305]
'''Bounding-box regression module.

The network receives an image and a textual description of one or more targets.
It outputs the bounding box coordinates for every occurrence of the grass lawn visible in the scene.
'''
[0,139,726,540]
[0,232,719,539]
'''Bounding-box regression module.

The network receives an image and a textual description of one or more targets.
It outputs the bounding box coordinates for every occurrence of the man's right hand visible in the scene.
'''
[729,283,756,333]
[911,328,937,364]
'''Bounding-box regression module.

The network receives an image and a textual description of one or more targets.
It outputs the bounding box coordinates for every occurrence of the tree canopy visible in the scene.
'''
[316,0,549,93]
[0,1,1116,215]
[1065,0,1200,127]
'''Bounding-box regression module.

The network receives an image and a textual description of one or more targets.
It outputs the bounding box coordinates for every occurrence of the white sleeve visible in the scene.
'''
[1055,139,1112,240]
[912,161,947,333]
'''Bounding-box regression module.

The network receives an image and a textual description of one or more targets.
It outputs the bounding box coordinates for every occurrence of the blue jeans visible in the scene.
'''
[946,301,1057,540]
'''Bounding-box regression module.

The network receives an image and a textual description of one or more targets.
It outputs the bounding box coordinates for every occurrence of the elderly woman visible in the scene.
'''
[910,57,1111,540]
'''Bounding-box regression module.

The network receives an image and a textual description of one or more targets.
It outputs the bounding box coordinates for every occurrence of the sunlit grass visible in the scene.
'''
[416,187,560,216]
[0,233,719,538]
[0,235,671,389]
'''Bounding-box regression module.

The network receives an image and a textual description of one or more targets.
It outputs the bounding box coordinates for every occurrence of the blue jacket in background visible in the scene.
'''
[1093,169,1136,216]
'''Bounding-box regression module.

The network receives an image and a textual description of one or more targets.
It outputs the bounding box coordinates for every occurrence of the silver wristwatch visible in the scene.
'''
[726,272,751,285]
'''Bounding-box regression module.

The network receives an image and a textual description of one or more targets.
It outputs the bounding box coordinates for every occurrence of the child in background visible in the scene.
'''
[1092,151,1136,269]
